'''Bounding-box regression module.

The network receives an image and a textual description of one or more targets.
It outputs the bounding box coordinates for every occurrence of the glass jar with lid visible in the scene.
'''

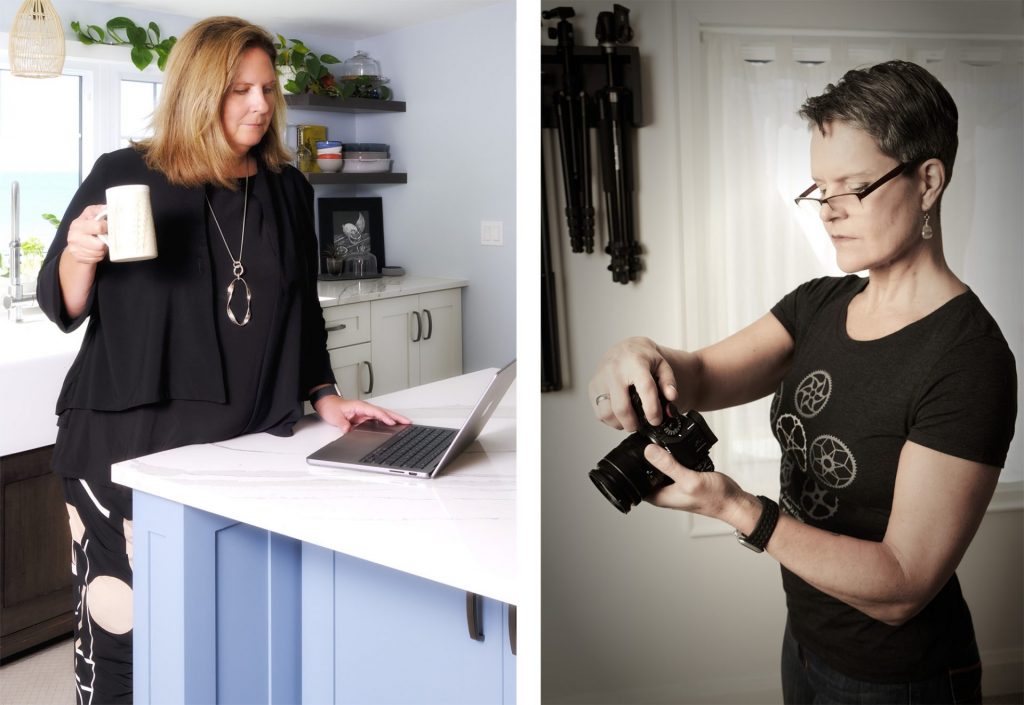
[341,50,381,80]
[339,51,391,99]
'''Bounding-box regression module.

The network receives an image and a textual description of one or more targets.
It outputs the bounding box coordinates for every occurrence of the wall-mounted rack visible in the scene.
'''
[540,45,643,128]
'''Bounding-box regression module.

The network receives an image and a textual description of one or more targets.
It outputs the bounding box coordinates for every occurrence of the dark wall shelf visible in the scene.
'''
[284,94,406,113]
[305,172,408,185]
[285,94,407,186]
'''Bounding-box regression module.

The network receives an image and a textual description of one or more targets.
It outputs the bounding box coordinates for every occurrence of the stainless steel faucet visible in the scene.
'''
[3,180,37,321]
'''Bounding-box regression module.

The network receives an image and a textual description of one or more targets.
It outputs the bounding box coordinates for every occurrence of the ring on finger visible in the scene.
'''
[594,393,611,406]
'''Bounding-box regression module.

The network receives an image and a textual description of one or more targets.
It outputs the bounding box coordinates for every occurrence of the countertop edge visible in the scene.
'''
[316,275,469,306]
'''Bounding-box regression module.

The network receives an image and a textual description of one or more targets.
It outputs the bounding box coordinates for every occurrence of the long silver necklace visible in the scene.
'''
[205,169,251,326]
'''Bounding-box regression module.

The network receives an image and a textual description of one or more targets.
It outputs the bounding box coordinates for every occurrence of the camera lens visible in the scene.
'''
[588,432,673,514]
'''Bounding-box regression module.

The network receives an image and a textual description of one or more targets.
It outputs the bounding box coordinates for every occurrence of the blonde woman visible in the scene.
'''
[38,17,407,702]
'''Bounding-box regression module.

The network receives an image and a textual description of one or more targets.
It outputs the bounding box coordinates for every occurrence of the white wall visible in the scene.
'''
[540,2,1023,703]
[357,2,517,371]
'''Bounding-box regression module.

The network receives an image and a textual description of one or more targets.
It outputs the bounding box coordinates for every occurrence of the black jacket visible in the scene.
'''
[38,147,333,428]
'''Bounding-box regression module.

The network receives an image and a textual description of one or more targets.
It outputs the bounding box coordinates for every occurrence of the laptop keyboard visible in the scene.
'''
[359,425,457,470]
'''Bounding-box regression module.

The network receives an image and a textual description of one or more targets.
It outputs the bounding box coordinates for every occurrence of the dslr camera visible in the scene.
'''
[589,385,718,513]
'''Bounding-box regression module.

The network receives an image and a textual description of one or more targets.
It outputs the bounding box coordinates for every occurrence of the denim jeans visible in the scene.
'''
[781,621,982,705]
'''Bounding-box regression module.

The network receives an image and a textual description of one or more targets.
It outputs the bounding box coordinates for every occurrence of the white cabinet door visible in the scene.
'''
[369,296,418,397]
[369,289,463,397]
[329,342,373,400]
[418,288,462,385]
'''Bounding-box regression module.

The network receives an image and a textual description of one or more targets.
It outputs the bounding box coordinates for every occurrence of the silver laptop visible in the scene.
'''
[306,360,516,478]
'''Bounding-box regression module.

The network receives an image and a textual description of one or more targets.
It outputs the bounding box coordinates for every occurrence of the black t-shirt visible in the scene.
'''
[769,275,1017,682]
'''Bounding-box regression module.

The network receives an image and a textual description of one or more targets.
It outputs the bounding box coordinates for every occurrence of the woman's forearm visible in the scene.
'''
[661,313,794,412]
[58,249,97,320]
[723,494,930,626]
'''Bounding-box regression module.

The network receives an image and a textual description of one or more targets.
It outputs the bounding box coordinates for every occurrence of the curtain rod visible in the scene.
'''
[700,24,1023,42]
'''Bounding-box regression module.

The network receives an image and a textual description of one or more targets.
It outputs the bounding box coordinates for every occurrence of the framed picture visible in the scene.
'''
[316,197,386,275]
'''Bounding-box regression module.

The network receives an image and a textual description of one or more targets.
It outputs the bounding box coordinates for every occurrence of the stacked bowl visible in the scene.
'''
[315,140,343,172]
[343,142,392,173]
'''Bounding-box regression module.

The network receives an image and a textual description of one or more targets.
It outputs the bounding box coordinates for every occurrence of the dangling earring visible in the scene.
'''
[921,212,933,240]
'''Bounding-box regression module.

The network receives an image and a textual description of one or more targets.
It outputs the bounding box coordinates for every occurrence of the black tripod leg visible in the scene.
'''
[541,154,563,392]
[554,94,583,253]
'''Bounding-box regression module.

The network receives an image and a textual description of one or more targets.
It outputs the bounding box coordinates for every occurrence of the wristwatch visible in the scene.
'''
[309,384,341,406]
[734,495,780,553]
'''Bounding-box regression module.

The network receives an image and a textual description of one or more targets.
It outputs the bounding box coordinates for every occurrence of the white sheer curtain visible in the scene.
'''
[687,32,1023,510]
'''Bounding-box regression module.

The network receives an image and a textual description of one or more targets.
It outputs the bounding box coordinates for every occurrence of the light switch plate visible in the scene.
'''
[480,220,503,246]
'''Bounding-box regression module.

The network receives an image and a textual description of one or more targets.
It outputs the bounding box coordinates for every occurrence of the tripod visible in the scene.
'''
[543,6,595,254]
[595,4,639,283]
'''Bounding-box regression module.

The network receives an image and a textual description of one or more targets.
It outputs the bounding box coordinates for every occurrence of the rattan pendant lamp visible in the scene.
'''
[8,0,66,78]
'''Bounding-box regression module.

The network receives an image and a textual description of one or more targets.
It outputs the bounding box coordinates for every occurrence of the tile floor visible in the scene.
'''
[0,638,75,705]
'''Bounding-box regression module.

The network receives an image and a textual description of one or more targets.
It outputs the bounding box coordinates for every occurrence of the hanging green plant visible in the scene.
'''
[273,35,342,96]
[70,17,177,71]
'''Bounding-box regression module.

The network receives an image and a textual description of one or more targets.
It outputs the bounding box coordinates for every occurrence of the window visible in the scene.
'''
[1,37,163,279]
[0,70,82,273]
[120,78,162,145]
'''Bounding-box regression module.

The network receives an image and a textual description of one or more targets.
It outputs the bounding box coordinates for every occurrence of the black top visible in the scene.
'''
[38,148,335,482]
[770,275,1017,682]
[52,171,293,480]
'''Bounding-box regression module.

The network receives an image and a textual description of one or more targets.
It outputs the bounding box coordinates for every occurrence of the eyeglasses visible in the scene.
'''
[794,161,919,215]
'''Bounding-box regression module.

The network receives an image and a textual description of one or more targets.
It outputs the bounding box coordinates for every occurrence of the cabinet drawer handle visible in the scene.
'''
[466,592,484,642]
[363,361,374,396]
[508,604,517,655]
[422,309,433,340]
[325,323,347,332]
[411,311,422,342]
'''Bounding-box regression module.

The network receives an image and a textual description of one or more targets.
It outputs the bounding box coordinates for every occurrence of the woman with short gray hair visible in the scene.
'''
[590,60,1016,704]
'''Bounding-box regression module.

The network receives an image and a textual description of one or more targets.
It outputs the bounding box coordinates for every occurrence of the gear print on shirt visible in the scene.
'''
[773,369,858,523]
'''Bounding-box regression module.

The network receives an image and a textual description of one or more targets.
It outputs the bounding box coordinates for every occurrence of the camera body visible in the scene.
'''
[589,386,718,513]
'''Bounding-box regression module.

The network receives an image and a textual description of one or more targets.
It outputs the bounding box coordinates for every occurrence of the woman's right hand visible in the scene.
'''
[62,205,109,266]
[57,205,109,319]
[588,336,679,432]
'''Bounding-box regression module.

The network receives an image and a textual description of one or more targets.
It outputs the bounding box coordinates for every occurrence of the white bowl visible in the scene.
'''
[342,158,392,173]
[316,146,343,155]
[317,157,344,173]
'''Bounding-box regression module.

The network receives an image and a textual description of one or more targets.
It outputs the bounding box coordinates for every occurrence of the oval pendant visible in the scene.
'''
[226,276,252,326]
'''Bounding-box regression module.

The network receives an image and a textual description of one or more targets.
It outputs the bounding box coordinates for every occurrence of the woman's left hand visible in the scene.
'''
[643,443,745,521]
[315,396,412,434]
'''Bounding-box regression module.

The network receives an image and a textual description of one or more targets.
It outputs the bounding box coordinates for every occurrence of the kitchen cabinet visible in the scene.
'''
[0,446,73,660]
[132,496,515,705]
[303,545,515,704]
[370,289,463,397]
[323,301,374,399]
[320,285,463,400]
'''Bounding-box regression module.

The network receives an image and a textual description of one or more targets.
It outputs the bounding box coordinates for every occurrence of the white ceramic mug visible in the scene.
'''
[93,184,158,262]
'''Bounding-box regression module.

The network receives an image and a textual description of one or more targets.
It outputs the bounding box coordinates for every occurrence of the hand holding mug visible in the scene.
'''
[64,204,111,266]
[92,185,158,263]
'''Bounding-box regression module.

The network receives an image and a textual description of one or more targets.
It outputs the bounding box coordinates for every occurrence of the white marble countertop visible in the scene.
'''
[316,274,468,306]
[112,368,516,605]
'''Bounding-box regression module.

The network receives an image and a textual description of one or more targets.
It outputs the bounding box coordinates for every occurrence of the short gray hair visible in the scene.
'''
[798,60,958,184]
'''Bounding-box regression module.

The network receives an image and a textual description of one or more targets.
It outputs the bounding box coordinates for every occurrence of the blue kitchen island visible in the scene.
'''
[112,369,516,704]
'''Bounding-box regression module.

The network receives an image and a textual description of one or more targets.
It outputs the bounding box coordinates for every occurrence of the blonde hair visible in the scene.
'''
[137,16,292,189]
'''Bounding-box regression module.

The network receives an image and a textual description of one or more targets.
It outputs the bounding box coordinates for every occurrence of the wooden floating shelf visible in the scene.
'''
[284,94,406,113]
[304,172,408,185]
